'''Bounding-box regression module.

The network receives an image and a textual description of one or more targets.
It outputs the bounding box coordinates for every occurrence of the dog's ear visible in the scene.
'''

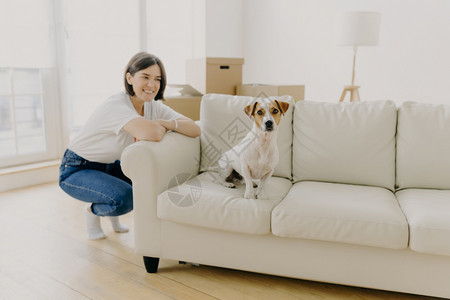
[274,100,290,115]
[244,101,258,118]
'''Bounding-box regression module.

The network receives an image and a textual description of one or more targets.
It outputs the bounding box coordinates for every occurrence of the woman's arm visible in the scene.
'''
[155,117,201,138]
[123,116,201,142]
[123,117,167,142]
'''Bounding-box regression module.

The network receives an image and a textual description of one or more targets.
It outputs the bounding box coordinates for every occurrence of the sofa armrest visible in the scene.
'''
[121,132,200,256]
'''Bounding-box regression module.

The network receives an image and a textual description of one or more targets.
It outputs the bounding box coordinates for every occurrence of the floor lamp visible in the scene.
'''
[336,11,381,102]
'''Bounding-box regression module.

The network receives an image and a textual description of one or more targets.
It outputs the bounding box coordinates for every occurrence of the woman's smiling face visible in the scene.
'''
[126,64,161,102]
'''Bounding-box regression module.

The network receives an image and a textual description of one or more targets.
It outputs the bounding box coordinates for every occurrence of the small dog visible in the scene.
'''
[217,99,290,199]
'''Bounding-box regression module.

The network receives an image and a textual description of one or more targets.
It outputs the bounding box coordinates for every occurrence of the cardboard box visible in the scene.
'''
[186,57,244,95]
[164,96,201,121]
[237,84,305,102]
[163,84,202,121]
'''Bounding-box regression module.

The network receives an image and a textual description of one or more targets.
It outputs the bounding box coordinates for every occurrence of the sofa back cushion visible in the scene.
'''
[397,102,450,189]
[292,100,397,190]
[199,93,294,179]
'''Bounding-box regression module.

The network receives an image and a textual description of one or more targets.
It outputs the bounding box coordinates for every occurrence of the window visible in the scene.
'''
[0,69,45,156]
[0,0,60,168]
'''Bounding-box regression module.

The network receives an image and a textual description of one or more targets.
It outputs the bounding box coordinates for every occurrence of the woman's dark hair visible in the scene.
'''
[124,52,167,100]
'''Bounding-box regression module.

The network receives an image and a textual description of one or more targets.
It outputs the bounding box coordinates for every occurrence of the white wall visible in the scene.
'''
[205,0,244,57]
[242,0,450,104]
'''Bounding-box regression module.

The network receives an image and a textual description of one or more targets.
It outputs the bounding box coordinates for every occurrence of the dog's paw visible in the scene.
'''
[222,182,236,189]
[256,193,266,200]
[244,191,256,199]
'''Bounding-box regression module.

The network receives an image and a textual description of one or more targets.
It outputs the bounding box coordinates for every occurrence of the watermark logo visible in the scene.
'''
[219,116,249,148]
[167,173,202,207]
[201,140,222,169]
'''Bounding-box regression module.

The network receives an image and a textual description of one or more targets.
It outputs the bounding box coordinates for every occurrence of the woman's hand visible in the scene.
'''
[155,117,201,138]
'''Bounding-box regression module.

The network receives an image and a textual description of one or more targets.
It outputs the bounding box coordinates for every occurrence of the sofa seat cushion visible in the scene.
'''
[199,93,294,180]
[397,189,450,256]
[157,172,292,235]
[271,181,409,249]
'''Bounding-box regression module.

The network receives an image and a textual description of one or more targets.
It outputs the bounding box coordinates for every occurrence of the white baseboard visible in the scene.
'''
[0,160,60,192]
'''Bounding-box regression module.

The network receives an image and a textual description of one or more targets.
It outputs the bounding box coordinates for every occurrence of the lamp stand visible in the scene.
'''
[339,46,360,102]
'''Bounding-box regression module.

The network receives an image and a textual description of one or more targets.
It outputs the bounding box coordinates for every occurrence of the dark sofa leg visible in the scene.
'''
[143,256,160,273]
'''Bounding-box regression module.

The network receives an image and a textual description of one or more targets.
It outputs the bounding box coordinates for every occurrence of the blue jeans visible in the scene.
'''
[59,149,133,217]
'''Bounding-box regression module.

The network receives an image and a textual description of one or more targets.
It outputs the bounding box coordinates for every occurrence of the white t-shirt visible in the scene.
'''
[68,91,182,163]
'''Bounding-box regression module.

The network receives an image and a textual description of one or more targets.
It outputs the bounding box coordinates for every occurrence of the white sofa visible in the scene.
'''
[121,94,450,298]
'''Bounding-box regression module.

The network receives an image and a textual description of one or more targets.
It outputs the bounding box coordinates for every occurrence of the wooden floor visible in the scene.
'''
[0,182,441,300]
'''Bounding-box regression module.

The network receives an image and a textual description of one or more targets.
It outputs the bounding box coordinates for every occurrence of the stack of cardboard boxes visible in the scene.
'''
[164,57,304,120]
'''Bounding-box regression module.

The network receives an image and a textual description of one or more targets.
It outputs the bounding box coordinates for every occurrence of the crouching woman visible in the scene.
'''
[59,52,200,239]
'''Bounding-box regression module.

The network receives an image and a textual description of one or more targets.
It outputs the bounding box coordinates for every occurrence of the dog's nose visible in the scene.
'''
[265,120,273,130]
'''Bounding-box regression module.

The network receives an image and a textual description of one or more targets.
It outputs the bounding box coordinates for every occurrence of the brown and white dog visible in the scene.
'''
[217,99,290,199]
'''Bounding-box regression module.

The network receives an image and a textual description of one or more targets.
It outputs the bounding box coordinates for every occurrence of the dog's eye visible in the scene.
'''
[272,109,279,114]
[257,110,263,115]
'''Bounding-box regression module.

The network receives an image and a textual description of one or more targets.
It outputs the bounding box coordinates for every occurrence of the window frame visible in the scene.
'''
[0,68,63,168]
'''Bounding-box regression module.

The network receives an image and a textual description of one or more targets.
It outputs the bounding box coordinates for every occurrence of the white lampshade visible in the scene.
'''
[335,11,381,46]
